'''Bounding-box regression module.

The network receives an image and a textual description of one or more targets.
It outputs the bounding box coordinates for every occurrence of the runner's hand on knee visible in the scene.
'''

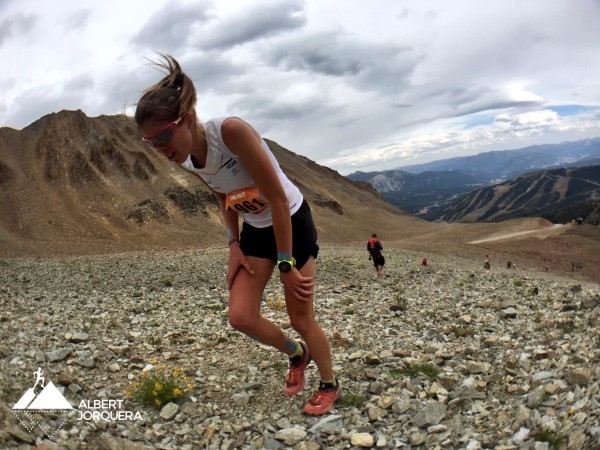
[227,251,254,289]
[280,271,314,302]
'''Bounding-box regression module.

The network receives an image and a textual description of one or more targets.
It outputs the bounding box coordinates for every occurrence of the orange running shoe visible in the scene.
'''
[283,341,311,396]
[303,380,341,415]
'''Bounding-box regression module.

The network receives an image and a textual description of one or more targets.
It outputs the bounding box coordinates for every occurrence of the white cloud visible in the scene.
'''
[1,0,599,175]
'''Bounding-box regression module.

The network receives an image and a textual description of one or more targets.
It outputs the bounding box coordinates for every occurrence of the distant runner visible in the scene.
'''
[367,233,385,277]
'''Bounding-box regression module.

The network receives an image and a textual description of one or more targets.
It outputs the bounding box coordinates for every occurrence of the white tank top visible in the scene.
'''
[181,117,303,228]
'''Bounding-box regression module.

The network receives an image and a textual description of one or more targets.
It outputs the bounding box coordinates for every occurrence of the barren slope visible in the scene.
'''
[1,110,598,284]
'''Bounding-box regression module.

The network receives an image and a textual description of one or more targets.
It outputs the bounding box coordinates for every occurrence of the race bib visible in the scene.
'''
[225,187,269,214]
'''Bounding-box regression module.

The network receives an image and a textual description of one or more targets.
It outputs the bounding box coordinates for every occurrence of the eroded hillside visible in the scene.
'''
[0,110,415,257]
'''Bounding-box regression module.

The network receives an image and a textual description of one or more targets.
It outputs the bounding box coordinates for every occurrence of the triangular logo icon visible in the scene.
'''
[12,388,36,409]
[12,368,74,410]
[26,382,74,410]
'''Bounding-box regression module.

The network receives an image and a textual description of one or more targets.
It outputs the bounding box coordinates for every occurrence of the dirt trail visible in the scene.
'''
[467,223,569,244]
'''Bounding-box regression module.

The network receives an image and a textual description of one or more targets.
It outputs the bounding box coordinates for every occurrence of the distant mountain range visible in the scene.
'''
[347,138,600,224]
[431,165,600,224]
[397,138,600,178]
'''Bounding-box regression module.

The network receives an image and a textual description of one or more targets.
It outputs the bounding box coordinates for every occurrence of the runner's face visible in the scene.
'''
[140,118,191,164]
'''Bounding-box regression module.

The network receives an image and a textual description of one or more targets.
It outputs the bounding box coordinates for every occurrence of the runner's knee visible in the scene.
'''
[229,311,258,334]
[289,315,313,335]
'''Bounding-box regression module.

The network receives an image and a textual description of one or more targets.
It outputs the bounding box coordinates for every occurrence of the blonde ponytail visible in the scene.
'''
[135,54,198,125]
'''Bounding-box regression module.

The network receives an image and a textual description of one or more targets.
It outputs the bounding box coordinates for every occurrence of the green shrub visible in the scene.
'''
[452,326,476,337]
[338,392,366,407]
[127,365,192,409]
[271,360,287,371]
[392,363,440,381]
[533,429,566,449]
[561,321,575,334]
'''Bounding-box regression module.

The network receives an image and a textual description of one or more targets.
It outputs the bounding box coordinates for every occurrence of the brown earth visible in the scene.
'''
[0,110,598,284]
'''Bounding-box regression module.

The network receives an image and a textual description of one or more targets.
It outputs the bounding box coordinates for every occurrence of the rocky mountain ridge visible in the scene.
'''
[431,165,600,224]
[1,109,599,284]
[347,170,492,217]
[397,138,600,178]
[347,139,600,222]
[0,110,411,257]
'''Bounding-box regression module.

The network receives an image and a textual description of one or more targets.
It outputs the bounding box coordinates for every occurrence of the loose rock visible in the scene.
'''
[0,245,598,449]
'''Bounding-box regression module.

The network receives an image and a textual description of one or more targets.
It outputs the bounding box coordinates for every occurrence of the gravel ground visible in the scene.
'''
[0,244,599,450]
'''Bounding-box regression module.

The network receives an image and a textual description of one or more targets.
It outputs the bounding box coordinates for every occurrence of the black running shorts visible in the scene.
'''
[239,199,319,270]
[372,255,385,267]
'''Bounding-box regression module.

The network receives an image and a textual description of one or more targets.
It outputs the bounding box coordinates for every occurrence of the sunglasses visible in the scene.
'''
[141,115,185,148]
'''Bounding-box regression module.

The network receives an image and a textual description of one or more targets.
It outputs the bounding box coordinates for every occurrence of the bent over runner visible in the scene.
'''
[134,54,340,415]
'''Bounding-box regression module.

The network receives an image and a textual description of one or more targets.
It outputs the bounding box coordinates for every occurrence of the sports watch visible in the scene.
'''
[277,257,296,273]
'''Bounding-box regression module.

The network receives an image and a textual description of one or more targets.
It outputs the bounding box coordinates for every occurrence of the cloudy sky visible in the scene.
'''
[1,0,599,174]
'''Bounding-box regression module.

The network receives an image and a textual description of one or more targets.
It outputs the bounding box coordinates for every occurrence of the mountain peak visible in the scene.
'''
[0,110,412,257]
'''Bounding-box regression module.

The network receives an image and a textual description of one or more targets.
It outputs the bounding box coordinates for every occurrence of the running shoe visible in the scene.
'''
[283,341,311,396]
[303,380,341,415]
